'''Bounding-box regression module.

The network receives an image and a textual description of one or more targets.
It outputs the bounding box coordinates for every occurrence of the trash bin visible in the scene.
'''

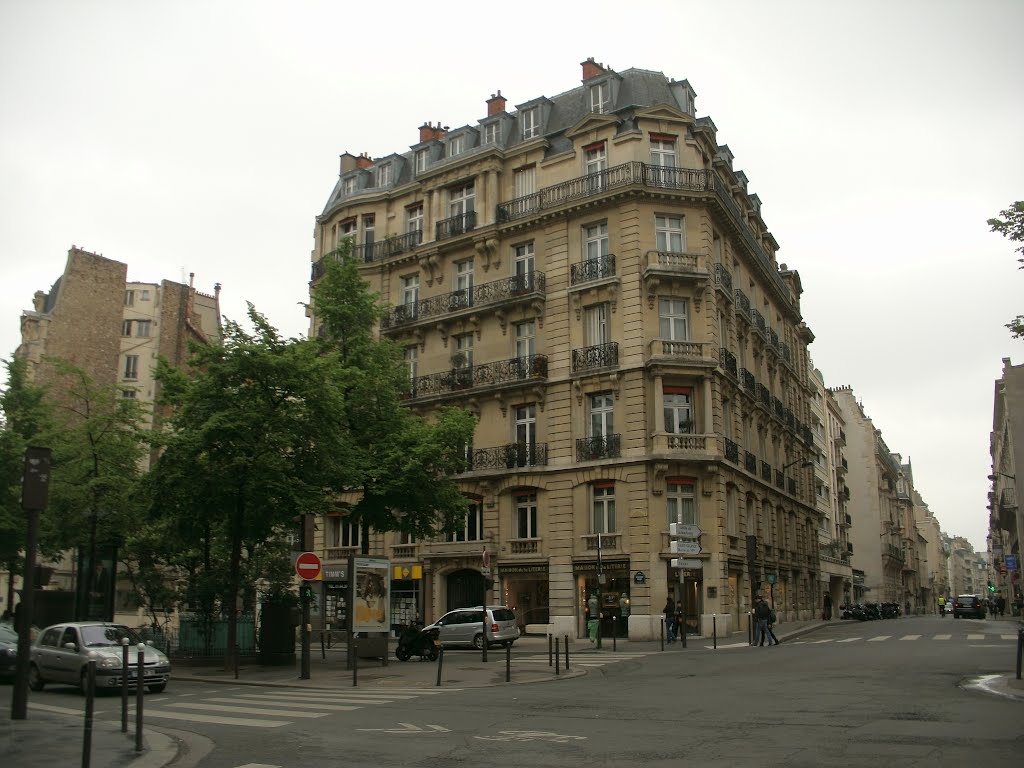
[587,619,598,643]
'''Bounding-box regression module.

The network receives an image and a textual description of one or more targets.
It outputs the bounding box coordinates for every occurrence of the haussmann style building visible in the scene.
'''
[308,59,826,641]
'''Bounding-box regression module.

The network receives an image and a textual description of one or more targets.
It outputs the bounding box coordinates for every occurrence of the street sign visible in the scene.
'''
[671,558,702,569]
[295,551,322,581]
[669,523,702,539]
[670,541,702,555]
[766,574,777,584]
[1005,554,1019,571]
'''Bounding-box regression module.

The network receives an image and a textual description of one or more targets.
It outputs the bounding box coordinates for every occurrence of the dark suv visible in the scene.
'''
[952,594,986,619]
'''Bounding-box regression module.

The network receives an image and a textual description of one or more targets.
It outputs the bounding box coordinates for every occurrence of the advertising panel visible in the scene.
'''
[351,557,390,633]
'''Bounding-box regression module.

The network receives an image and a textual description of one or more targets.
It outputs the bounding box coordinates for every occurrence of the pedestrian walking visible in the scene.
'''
[675,600,685,641]
[823,592,833,620]
[753,597,776,646]
[663,597,676,643]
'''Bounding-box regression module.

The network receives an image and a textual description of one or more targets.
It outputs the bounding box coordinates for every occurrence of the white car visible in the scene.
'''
[30,622,171,693]
[424,606,520,649]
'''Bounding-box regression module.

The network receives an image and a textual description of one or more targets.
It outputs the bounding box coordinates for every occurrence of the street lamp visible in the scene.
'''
[988,472,1015,481]
[782,458,813,473]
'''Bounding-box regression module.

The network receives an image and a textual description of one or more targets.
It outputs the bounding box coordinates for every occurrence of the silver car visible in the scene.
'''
[30,622,171,693]
[426,606,519,649]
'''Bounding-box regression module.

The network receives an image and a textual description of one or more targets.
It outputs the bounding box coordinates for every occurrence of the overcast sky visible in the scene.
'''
[2,1,1021,552]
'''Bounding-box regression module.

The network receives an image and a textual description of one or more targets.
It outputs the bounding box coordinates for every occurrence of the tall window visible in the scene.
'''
[515,493,538,539]
[328,517,362,548]
[585,143,607,177]
[404,345,418,383]
[667,480,696,526]
[521,108,538,139]
[415,150,428,174]
[659,297,689,341]
[583,222,609,261]
[455,260,474,307]
[448,135,465,157]
[135,320,151,338]
[590,82,610,113]
[655,215,684,252]
[407,205,423,234]
[589,392,614,438]
[122,320,133,337]
[123,355,139,380]
[592,483,615,533]
[515,404,536,447]
[124,290,135,307]
[513,166,536,198]
[401,274,419,307]
[342,177,356,195]
[454,333,473,368]
[376,163,392,187]
[713,231,723,263]
[726,485,738,535]
[449,183,475,217]
[362,215,375,250]
[764,502,775,547]
[723,397,733,440]
[447,501,483,542]
[514,242,535,290]
[482,122,499,145]
[650,137,677,168]
[514,320,535,360]
[584,303,610,346]
[341,219,357,245]
[664,389,693,434]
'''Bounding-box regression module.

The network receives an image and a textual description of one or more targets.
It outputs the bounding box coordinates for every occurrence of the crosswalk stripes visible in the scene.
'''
[935,634,951,640]
[967,633,985,640]
[515,651,653,668]
[899,635,921,640]
[1001,634,1017,640]
[867,636,891,642]
[788,633,1016,646]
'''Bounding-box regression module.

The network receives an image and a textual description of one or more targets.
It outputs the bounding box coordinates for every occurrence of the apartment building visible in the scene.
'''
[308,59,823,640]
[989,357,1022,610]
[915,497,948,611]
[5,245,222,623]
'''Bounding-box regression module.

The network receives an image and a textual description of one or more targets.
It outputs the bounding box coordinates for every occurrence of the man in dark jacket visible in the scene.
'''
[663,597,676,643]
[754,597,777,646]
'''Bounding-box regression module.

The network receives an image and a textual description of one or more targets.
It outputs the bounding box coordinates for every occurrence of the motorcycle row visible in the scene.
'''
[839,602,902,620]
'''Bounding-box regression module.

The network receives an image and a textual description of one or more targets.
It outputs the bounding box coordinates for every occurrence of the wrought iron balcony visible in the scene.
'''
[784,408,795,430]
[381,271,546,331]
[734,288,751,319]
[576,434,622,462]
[719,348,737,377]
[769,328,780,349]
[572,342,619,373]
[772,397,784,419]
[837,457,848,474]
[787,477,797,495]
[744,451,757,473]
[311,229,425,279]
[465,442,548,470]
[751,308,767,337]
[739,368,756,392]
[435,210,476,241]
[757,383,771,409]
[774,469,785,489]
[760,461,772,482]
[405,354,548,400]
[571,254,616,285]
[714,262,733,295]
[724,438,739,463]
[781,341,791,364]
[800,425,814,447]
[1001,488,1017,510]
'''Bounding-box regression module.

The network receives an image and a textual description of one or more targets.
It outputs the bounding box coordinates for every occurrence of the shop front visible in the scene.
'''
[390,563,423,633]
[575,559,631,639]
[498,563,549,635]
[664,561,702,635]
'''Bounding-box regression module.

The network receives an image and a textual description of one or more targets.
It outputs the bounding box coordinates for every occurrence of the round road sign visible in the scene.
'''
[295,551,322,581]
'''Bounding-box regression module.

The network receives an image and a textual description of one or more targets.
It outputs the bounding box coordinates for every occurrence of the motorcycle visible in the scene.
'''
[395,624,439,662]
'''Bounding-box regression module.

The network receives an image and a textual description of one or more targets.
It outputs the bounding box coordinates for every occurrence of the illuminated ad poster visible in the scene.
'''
[352,557,390,633]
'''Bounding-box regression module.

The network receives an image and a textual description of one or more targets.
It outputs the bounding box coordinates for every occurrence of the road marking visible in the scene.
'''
[265,691,412,701]
[867,636,891,642]
[205,697,360,712]
[231,693,385,706]
[139,709,289,727]
[476,730,586,743]
[235,764,281,768]
[808,639,834,644]
[1000,634,1017,641]
[934,634,951,640]
[30,703,105,716]
[967,634,984,640]
[166,702,327,718]
[836,638,860,643]
[356,722,449,733]
[899,635,921,641]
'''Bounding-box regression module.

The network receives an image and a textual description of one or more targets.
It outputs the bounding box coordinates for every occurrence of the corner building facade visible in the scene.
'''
[310,60,821,640]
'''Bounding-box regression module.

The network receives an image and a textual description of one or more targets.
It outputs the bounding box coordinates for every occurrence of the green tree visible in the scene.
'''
[988,200,1024,339]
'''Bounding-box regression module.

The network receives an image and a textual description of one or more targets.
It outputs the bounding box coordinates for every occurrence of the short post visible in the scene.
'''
[135,643,145,753]
[82,660,96,768]
[713,614,718,650]
[234,643,239,680]
[680,614,687,649]
[505,643,511,683]
[548,633,553,666]
[1016,626,1022,681]
[435,645,444,687]
[660,617,665,651]
[748,611,754,645]
[352,642,358,687]
[321,628,326,660]
[564,635,570,671]
[120,638,129,733]
[554,636,560,676]
[612,616,617,652]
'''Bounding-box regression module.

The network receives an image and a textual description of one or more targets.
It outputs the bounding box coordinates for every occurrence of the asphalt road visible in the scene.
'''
[18,615,1024,767]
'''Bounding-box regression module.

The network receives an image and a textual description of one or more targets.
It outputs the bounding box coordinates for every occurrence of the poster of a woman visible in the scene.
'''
[352,558,390,633]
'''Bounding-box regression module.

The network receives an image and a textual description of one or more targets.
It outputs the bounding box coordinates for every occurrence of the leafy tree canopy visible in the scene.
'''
[988,200,1024,339]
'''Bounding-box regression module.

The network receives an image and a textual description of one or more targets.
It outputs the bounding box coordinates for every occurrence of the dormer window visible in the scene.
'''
[482,122,499,145]
[522,108,539,140]
[342,177,356,195]
[376,163,392,187]
[415,149,429,174]
[449,135,465,157]
[590,82,610,114]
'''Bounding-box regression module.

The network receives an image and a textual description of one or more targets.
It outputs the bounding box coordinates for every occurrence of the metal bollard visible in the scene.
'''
[120,638,129,733]
[435,645,444,687]
[1017,627,1022,681]
[548,633,553,666]
[234,643,240,680]
[661,617,665,651]
[612,616,617,652]
[505,643,511,683]
[83,660,96,768]
[135,643,145,753]
[352,642,358,687]
[555,637,560,675]
[748,611,754,645]
[713,614,717,650]
[564,635,570,671]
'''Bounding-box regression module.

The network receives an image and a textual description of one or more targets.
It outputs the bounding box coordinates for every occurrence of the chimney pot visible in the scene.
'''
[486,90,507,116]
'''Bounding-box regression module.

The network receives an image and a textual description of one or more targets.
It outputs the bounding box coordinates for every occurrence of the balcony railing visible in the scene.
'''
[405,354,548,400]
[1001,488,1017,510]
[787,477,797,495]
[325,546,359,561]
[577,434,622,462]
[381,271,546,330]
[572,342,619,373]
[781,341,791,364]
[751,308,767,337]
[774,469,785,489]
[757,384,771,409]
[784,408,795,430]
[744,451,757,473]
[724,438,739,463]
[582,532,621,552]
[714,262,733,294]
[761,461,772,482]
[391,544,417,560]
[435,210,476,240]
[465,442,548,470]
[571,254,616,285]
[663,433,710,453]
[739,368,755,392]
[719,347,737,376]
[735,289,751,318]
[312,230,425,279]
[649,339,711,365]
[800,425,814,447]
[769,328,780,349]
[509,538,541,555]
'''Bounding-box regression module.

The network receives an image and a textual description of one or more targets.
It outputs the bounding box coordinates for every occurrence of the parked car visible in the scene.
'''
[0,622,19,681]
[424,606,520,649]
[29,622,171,693]
[952,594,986,619]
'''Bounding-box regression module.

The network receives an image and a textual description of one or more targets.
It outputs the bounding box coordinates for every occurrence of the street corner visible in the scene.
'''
[960,673,1024,702]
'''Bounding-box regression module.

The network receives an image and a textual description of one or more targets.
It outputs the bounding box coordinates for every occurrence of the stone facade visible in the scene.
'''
[989,357,1022,611]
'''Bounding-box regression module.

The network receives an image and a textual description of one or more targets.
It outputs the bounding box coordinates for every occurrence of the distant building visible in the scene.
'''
[989,357,1022,609]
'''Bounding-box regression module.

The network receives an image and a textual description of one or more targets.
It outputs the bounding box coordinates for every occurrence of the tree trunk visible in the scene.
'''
[225,500,243,672]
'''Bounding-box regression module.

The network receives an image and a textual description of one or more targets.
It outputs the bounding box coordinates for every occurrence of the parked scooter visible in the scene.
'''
[395,623,439,661]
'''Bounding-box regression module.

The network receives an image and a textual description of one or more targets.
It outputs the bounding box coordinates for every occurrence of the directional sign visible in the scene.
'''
[669,523,702,539]
[295,551,322,581]
[670,541,702,555]
[1006,554,1019,572]
[671,558,703,569]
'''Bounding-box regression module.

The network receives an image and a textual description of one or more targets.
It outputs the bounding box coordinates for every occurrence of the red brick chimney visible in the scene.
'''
[355,152,373,169]
[418,122,447,143]
[581,57,607,81]
[486,90,507,116]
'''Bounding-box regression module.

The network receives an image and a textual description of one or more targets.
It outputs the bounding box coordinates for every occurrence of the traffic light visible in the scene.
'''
[987,582,995,593]
[301,581,314,602]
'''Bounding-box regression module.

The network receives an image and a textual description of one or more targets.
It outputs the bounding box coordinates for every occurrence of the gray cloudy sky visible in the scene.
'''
[2,1,1021,551]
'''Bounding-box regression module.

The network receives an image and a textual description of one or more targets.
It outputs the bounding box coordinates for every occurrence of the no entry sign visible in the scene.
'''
[295,551,322,581]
